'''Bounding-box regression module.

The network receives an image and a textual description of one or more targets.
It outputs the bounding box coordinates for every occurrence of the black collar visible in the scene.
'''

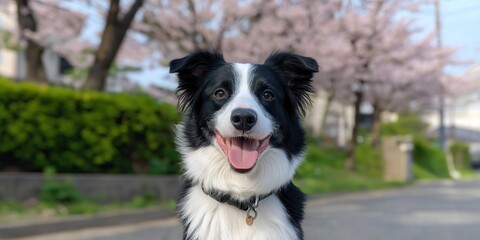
[201,183,274,211]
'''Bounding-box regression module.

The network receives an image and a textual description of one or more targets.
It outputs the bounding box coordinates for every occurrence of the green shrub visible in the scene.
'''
[355,144,383,178]
[449,141,470,170]
[39,167,83,204]
[131,188,158,208]
[412,137,450,179]
[0,78,180,174]
[381,113,427,137]
[40,178,83,204]
[296,144,346,179]
[297,142,383,179]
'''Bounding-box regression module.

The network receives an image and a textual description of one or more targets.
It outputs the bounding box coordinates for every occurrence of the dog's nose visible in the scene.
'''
[231,108,257,131]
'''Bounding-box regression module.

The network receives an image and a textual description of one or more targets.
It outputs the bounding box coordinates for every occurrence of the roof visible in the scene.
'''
[430,126,480,143]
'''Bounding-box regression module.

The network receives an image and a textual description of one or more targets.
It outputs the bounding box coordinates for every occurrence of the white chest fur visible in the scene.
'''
[180,185,299,240]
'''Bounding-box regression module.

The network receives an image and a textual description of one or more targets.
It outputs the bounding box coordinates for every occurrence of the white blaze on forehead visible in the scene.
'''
[214,63,273,140]
[234,63,254,107]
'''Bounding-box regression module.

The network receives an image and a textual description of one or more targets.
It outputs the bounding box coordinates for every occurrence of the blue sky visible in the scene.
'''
[415,0,480,75]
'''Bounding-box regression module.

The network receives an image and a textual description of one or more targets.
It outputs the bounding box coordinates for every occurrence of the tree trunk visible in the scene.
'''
[370,102,382,149]
[16,0,48,84]
[319,92,335,136]
[83,20,121,90]
[345,82,364,171]
[25,39,48,83]
[84,0,144,91]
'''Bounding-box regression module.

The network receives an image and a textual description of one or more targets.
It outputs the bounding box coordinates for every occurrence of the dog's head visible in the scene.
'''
[171,50,318,197]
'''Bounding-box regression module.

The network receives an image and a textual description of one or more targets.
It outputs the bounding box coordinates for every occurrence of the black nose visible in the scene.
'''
[231,108,257,131]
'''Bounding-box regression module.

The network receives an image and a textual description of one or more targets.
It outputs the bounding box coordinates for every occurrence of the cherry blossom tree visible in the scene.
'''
[366,34,454,147]
[331,0,453,170]
[138,0,275,63]
[2,0,148,90]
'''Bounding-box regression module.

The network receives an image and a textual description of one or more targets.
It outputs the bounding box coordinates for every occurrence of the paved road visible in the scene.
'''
[20,179,480,240]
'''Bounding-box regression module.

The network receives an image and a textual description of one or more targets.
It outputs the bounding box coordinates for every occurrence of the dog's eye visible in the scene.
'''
[263,91,274,101]
[213,89,228,100]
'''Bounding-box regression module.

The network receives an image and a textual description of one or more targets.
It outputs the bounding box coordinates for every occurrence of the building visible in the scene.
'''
[423,69,480,163]
[0,1,82,83]
[305,90,354,147]
[0,3,23,79]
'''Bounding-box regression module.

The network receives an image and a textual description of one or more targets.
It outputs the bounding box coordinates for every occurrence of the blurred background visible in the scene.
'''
[0,0,480,239]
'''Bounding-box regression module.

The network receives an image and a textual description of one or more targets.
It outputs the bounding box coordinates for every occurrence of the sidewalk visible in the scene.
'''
[0,208,174,239]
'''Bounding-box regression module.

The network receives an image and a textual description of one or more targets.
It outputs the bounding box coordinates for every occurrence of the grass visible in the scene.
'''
[0,196,176,224]
[457,168,479,180]
[294,165,407,195]
[294,143,407,195]
[294,139,478,195]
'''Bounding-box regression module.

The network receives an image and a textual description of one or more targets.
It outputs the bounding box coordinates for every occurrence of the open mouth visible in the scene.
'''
[214,131,271,172]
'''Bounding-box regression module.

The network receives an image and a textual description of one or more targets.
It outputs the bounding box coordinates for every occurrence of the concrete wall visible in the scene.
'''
[0,173,182,203]
[0,49,21,79]
[382,136,413,181]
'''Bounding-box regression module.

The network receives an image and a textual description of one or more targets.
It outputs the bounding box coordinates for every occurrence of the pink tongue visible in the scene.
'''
[228,138,259,170]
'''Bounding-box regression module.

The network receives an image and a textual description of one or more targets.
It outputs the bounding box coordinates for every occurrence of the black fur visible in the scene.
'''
[170,50,318,158]
[170,50,317,240]
[277,182,307,239]
[177,181,306,240]
[264,51,318,116]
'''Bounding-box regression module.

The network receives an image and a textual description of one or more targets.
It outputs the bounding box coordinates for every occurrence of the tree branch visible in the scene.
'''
[16,0,37,32]
[107,0,121,24]
[120,0,144,26]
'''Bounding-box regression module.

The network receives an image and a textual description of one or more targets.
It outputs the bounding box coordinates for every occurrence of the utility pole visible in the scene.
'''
[435,0,459,179]
[435,0,446,150]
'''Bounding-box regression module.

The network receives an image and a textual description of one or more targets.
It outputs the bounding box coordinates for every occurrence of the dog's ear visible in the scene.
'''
[264,51,318,116]
[170,50,226,113]
[169,50,225,77]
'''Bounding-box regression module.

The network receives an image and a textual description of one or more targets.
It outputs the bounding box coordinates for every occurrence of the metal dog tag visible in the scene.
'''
[246,204,257,226]
[246,215,254,226]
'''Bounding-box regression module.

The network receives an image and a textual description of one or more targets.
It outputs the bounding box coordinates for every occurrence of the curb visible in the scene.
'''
[0,208,175,239]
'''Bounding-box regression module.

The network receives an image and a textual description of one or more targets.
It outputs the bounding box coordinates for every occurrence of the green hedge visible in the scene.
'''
[355,144,383,178]
[412,137,450,179]
[381,113,427,137]
[297,141,384,179]
[0,79,180,174]
[296,144,346,178]
[449,141,470,170]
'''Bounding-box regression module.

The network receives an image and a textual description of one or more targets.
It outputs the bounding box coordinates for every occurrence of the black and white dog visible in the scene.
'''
[170,50,318,240]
